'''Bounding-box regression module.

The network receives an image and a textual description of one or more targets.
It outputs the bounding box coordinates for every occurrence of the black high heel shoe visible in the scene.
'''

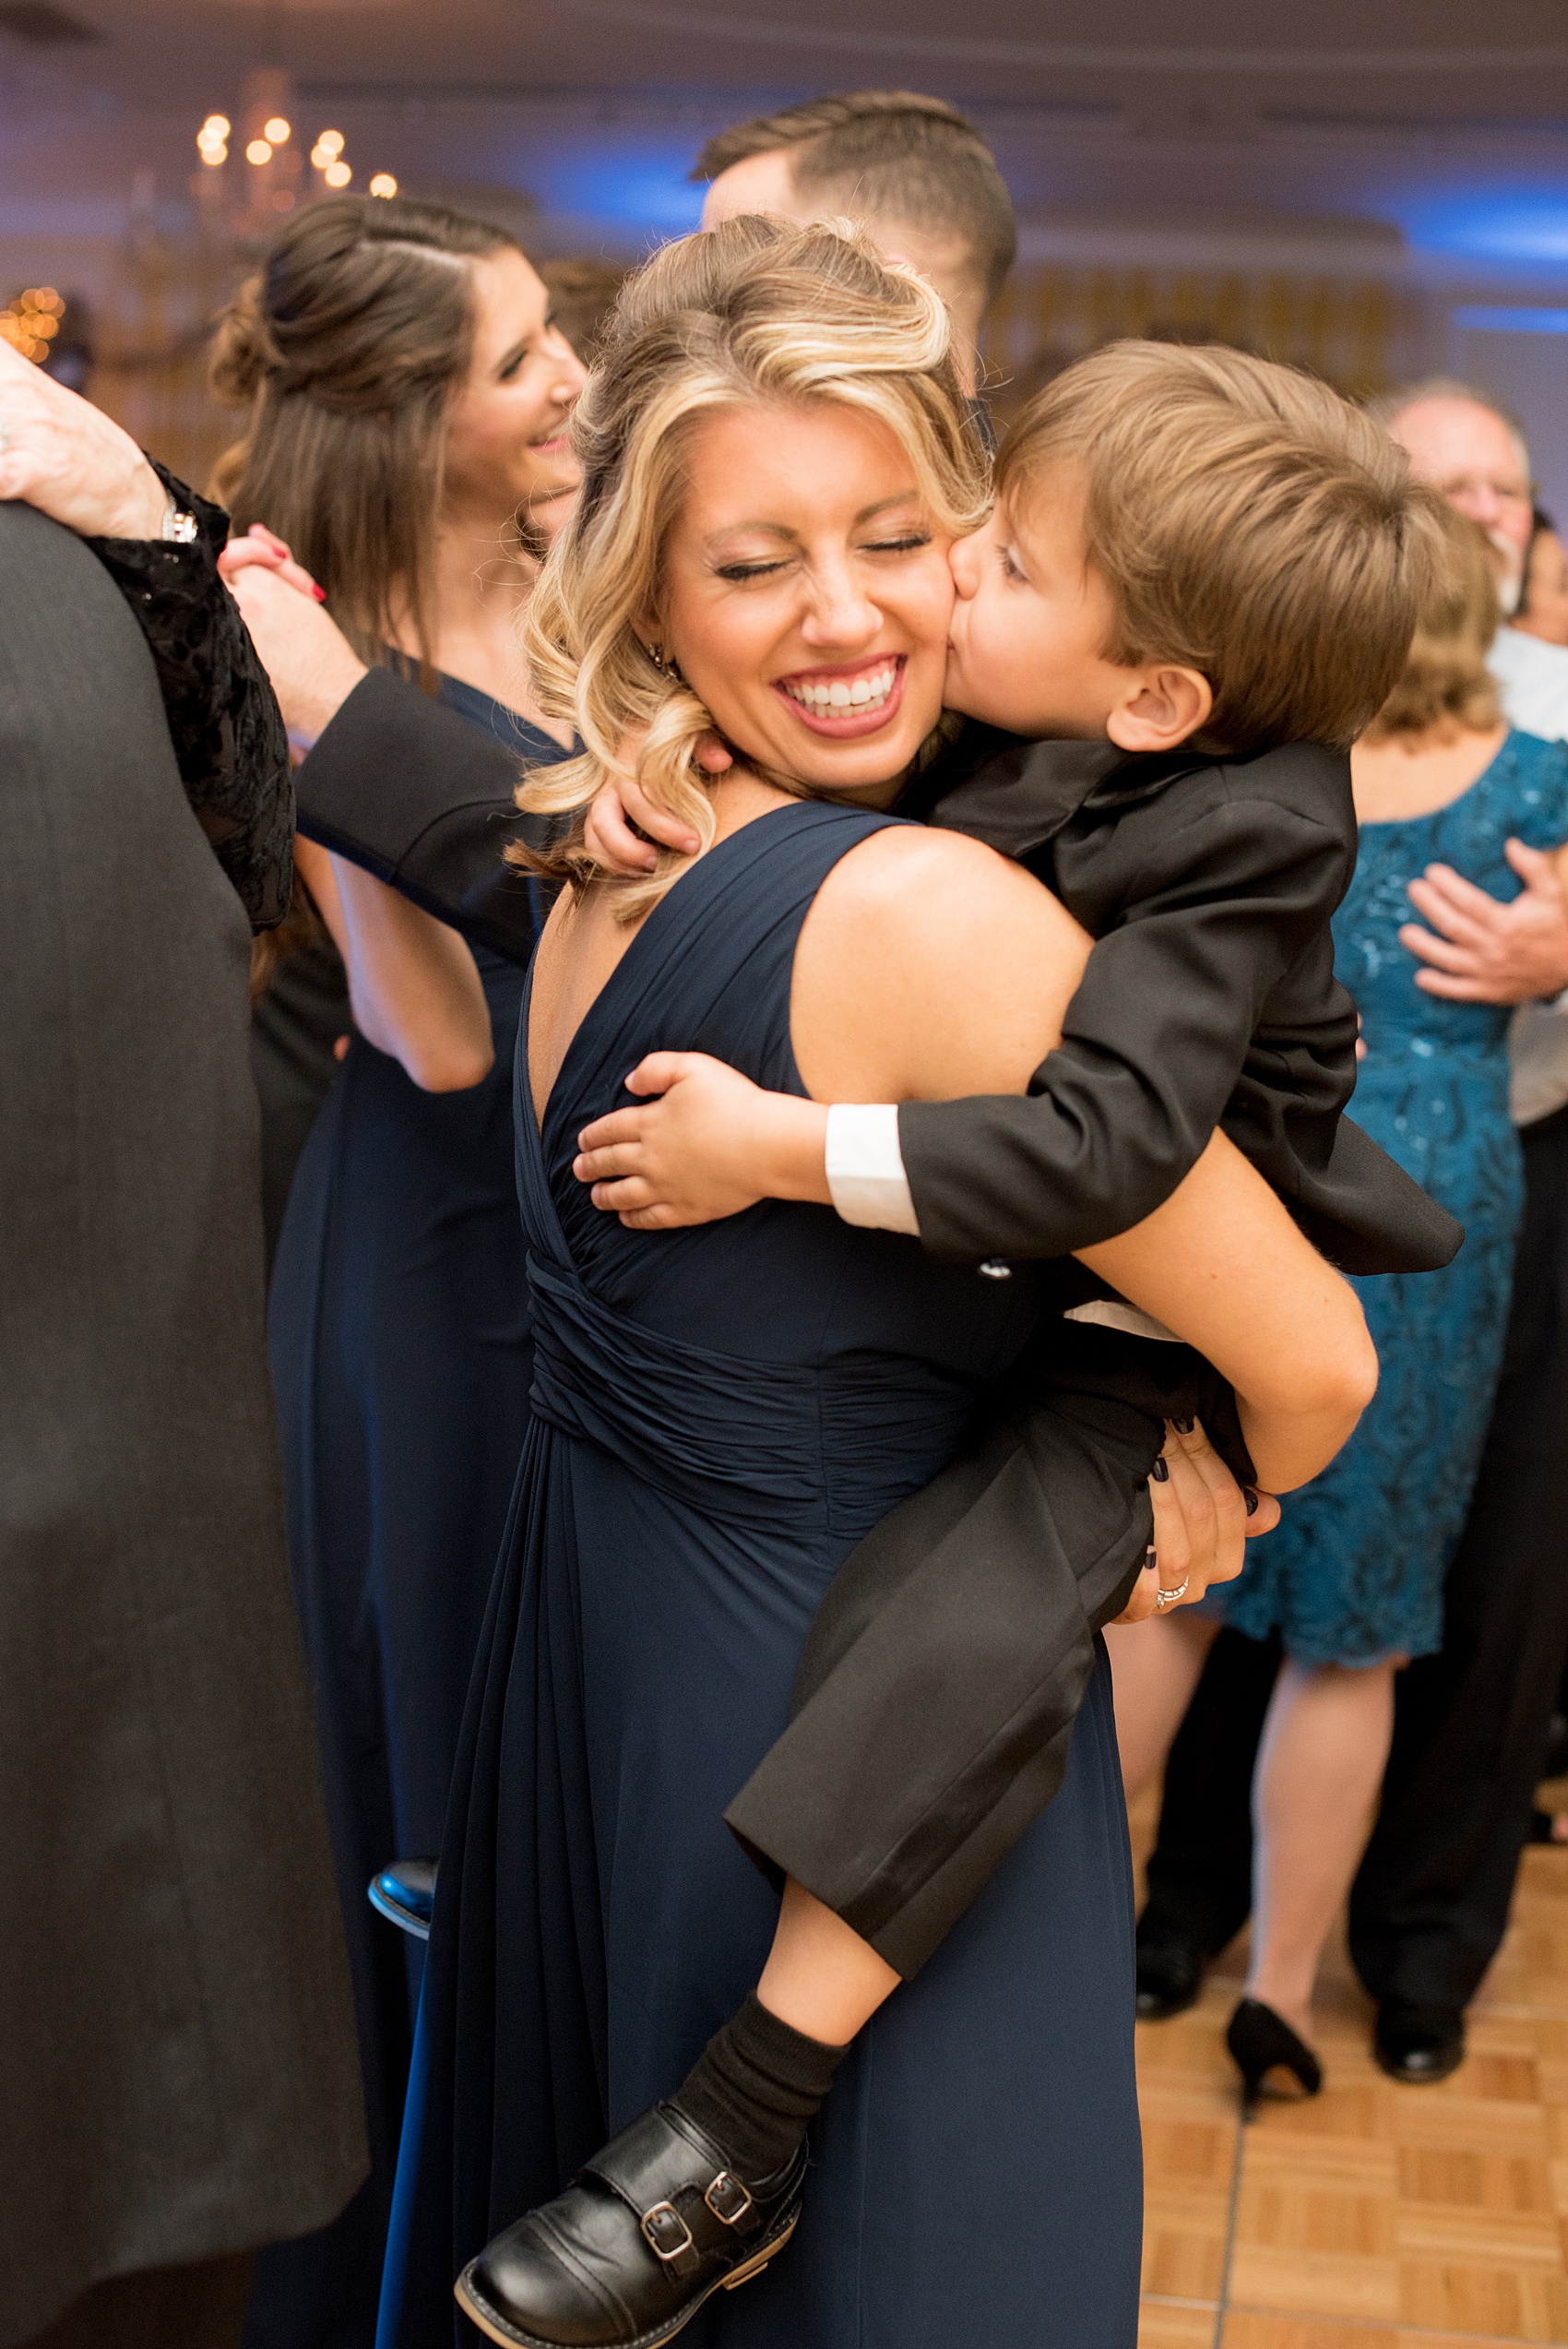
[1226,1997,1322,2105]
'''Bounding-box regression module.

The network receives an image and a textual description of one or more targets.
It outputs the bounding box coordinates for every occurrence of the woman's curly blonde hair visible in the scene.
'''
[512,214,990,918]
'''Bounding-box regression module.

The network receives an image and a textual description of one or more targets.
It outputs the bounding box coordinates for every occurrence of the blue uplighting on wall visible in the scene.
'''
[524,136,706,235]
[1399,197,1568,265]
[1452,305,1568,337]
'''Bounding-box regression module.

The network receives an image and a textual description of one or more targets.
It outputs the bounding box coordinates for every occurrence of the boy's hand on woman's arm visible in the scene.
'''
[575,1052,829,1228]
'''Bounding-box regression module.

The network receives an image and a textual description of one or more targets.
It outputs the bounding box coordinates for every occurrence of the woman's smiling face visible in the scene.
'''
[656,399,956,801]
[443,245,588,539]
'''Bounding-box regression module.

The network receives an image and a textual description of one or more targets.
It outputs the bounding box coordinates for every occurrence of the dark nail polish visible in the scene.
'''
[1150,1457,1170,1483]
[1244,1487,1260,1516]
[1146,1546,1158,1570]
[1171,1416,1194,1434]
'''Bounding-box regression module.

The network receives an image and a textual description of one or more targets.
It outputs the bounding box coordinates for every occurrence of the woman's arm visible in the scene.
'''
[295,837,494,1092]
[1077,1129,1377,1492]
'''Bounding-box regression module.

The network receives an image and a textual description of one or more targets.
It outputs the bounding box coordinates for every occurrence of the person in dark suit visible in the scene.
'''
[0,341,366,2349]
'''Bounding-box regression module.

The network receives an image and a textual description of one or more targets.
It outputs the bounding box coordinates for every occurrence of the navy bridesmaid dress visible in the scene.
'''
[384,800,1143,2349]
[247,676,568,2349]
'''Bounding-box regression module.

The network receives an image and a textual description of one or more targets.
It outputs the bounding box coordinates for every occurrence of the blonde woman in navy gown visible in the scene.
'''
[213,196,584,2349]
[380,221,1377,2349]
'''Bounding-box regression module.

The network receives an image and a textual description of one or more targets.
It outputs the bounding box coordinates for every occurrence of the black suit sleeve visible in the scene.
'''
[900,794,1347,1261]
[294,665,547,965]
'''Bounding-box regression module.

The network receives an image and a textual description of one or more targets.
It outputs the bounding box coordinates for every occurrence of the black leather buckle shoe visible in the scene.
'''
[1373,1998,1465,2085]
[1135,1934,1206,2021]
[367,1856,436,1941]
[455,2102,807,2348]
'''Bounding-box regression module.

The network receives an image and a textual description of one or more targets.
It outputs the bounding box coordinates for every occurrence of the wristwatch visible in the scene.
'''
[160,492,199,544]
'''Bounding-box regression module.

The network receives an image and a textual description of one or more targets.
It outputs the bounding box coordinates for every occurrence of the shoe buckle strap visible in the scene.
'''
[704,2171,754,2226]
[640,2200,697,2266]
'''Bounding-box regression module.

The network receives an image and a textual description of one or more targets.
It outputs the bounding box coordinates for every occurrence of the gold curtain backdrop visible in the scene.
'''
[980,261,1429,423]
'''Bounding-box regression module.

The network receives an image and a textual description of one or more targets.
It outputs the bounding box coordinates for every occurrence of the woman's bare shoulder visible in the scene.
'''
[793,817,1093,1103]
[810,817,1086,962]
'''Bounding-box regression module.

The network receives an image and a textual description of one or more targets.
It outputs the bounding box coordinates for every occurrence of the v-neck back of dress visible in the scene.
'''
[516,799,1043,1442]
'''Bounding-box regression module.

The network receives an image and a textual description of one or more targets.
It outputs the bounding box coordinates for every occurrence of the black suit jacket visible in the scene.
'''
[296,677,1461,1279]
[0,507,364,2341]
[903,727,1461,1276]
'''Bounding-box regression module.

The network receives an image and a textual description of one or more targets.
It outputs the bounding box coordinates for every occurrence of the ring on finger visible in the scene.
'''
[1153,1574,1192,1610]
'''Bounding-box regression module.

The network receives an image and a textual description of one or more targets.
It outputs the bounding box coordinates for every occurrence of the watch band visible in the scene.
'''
[160,493,199,544]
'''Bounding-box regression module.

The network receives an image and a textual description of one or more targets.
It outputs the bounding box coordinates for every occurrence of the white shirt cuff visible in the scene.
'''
[825,1103,921,1236]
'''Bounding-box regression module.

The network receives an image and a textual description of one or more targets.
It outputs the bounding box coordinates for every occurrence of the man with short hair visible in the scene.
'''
[694,90,1017,393]
[1137,380,1568,2089]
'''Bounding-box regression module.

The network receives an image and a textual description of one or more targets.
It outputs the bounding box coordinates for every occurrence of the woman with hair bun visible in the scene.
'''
[213,194,585,2349]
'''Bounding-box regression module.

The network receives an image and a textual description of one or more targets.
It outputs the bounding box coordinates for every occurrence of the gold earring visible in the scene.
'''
[646,640,683,681]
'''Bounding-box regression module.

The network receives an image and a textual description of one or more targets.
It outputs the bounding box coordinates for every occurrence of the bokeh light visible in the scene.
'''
[246,138,272,167]
[369,173,398,199]
[324,160,352,189]
[263,116,291,146]
[2,287,65,364]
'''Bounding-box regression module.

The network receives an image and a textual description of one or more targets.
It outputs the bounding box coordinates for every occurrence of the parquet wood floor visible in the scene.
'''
[1131,1785,1568,2349]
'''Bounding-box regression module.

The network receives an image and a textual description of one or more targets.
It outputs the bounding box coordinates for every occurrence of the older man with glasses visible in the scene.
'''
[1136,378,1568,2091]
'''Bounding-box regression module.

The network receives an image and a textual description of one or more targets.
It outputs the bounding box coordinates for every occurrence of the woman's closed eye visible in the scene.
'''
[715,531,931,584]
[714,555,793,583]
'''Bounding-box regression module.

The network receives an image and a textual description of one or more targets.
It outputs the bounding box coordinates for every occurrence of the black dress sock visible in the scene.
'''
[670,1993,849,2180]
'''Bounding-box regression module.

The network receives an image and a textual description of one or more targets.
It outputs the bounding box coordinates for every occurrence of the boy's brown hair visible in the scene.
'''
[1363,501,1501,743]
[995,340,1447,755]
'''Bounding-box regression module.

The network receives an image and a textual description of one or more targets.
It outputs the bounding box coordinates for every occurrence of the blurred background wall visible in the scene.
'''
[5,0,1568,506]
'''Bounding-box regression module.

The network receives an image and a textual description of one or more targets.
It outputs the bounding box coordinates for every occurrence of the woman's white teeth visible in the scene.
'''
[787,665,896,713]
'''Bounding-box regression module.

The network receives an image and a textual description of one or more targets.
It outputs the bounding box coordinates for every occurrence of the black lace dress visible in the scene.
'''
[85,462,293,932]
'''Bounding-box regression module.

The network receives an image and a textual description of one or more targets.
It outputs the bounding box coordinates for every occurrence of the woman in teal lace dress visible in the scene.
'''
[1215,510,1568,2083]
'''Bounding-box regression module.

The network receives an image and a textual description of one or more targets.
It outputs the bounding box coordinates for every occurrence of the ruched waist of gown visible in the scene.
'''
[525,1250,984,1534]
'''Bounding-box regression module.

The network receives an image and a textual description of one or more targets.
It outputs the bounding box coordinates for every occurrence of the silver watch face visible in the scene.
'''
[164,507,200,544]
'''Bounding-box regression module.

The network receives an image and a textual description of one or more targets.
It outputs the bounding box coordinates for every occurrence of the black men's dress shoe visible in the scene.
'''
[1135,1933,1206,2021]
[367,1856,436,1940]
[1373,1998,1465,2085]
[456,2102,807,2349]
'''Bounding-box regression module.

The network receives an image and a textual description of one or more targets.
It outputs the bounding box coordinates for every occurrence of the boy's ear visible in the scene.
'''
[1106,664,1214,755]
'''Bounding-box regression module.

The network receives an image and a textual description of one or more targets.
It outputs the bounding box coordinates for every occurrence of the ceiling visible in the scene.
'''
[20,0,1568,115]
[6,0,1568,275]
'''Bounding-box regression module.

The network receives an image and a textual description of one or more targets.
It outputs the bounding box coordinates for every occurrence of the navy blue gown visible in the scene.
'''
[248,677,568,2349]
[383,801,1142,2349]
